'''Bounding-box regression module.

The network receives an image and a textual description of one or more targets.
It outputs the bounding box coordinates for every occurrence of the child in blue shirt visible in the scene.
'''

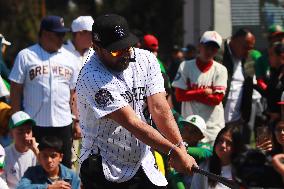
[16,136,80,189]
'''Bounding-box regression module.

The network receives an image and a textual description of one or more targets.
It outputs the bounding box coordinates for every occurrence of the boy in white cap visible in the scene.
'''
[172,31,228,144]
[64,16,94,69]
[180,115,213,162]
[169,114,213,189]
[3,111,37,189]
[0,144,9,189]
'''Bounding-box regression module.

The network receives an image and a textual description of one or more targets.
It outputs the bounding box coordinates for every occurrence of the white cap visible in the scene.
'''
[71,16,94,32]
[9,111,36,129]
[181,115,206,135]
[200,31,222,48]
[0,34,11,46]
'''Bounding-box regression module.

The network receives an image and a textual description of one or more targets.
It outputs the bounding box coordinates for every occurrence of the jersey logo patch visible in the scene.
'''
[95,89,114,107]
[190,117,196,123]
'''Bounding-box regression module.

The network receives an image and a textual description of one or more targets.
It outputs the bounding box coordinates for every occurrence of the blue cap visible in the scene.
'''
[40,15,70,33]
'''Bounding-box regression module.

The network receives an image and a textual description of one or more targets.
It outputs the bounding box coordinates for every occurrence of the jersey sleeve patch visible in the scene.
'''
[95,89,114,108]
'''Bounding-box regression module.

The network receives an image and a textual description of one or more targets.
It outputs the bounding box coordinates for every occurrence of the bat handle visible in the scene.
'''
[191,166,239,189]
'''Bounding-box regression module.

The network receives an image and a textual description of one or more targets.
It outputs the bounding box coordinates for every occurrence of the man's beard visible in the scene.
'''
[110,56,131,72]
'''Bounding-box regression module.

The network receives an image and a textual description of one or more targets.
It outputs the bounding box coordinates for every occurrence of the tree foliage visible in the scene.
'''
[0,0,183,64]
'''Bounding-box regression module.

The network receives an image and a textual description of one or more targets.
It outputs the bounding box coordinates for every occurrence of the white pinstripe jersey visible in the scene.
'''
[9,44,80,127]
[76,48,167,185]
[172,59,228,143]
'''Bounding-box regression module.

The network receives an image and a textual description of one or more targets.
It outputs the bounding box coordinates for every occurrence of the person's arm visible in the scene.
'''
[27,137,39,159]
[194,93,224,106]
[10,81,23,114]
[187,146,213,162]
[257,78,267,90]
[256,139,273,153]
[16,178,48,189]
[16,168,49,189]
[148,92,185,148]
[106,101,196,174]
[175,87,224,106]
[17,168,72,189]
[175,87,207,102]
[70,89,81,140]
[70,172,81,189]
[272,153,284,181]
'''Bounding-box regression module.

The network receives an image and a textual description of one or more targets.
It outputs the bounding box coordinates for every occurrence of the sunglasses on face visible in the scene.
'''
[110,47,131,57]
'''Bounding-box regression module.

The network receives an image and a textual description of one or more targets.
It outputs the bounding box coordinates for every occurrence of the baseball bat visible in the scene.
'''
[192,166,239,189]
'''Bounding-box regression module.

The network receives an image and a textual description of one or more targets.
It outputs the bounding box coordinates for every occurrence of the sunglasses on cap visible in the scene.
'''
[110,47,131,57]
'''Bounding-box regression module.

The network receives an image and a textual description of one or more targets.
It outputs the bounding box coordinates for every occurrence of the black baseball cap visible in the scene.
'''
[92,14,139,51]
[40,15,70,33]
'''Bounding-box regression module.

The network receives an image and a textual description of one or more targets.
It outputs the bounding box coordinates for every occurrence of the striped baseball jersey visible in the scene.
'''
[76,48,168,185]
[172,59,228,143]
[9,44,80,127]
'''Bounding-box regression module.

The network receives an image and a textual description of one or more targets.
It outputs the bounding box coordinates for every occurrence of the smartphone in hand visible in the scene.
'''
[63,178,71,183]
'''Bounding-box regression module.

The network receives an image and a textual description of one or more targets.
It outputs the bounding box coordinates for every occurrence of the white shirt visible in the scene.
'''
[3,144,37,189]
[0,177,9,189]
[9,44,80,127]
[63,40,94,69]
[190,160,232,189]
[76,48,167,185]
[0,75,9,97]
[172,59,227,143]
[224,56,244,123]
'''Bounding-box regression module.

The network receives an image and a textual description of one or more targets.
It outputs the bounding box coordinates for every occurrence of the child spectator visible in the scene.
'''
[168,114,213,189]
[0,144,9,189]
[172,31,228,145]
[16,136,80,189]
[190,124,245,189]
[3,111,37,189]
[180,115,213,162]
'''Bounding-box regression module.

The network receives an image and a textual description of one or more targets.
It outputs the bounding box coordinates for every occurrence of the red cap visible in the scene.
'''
[143,34,159,52]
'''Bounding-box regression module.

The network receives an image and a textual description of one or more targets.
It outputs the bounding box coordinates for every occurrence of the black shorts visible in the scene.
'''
[80,154,167,189]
